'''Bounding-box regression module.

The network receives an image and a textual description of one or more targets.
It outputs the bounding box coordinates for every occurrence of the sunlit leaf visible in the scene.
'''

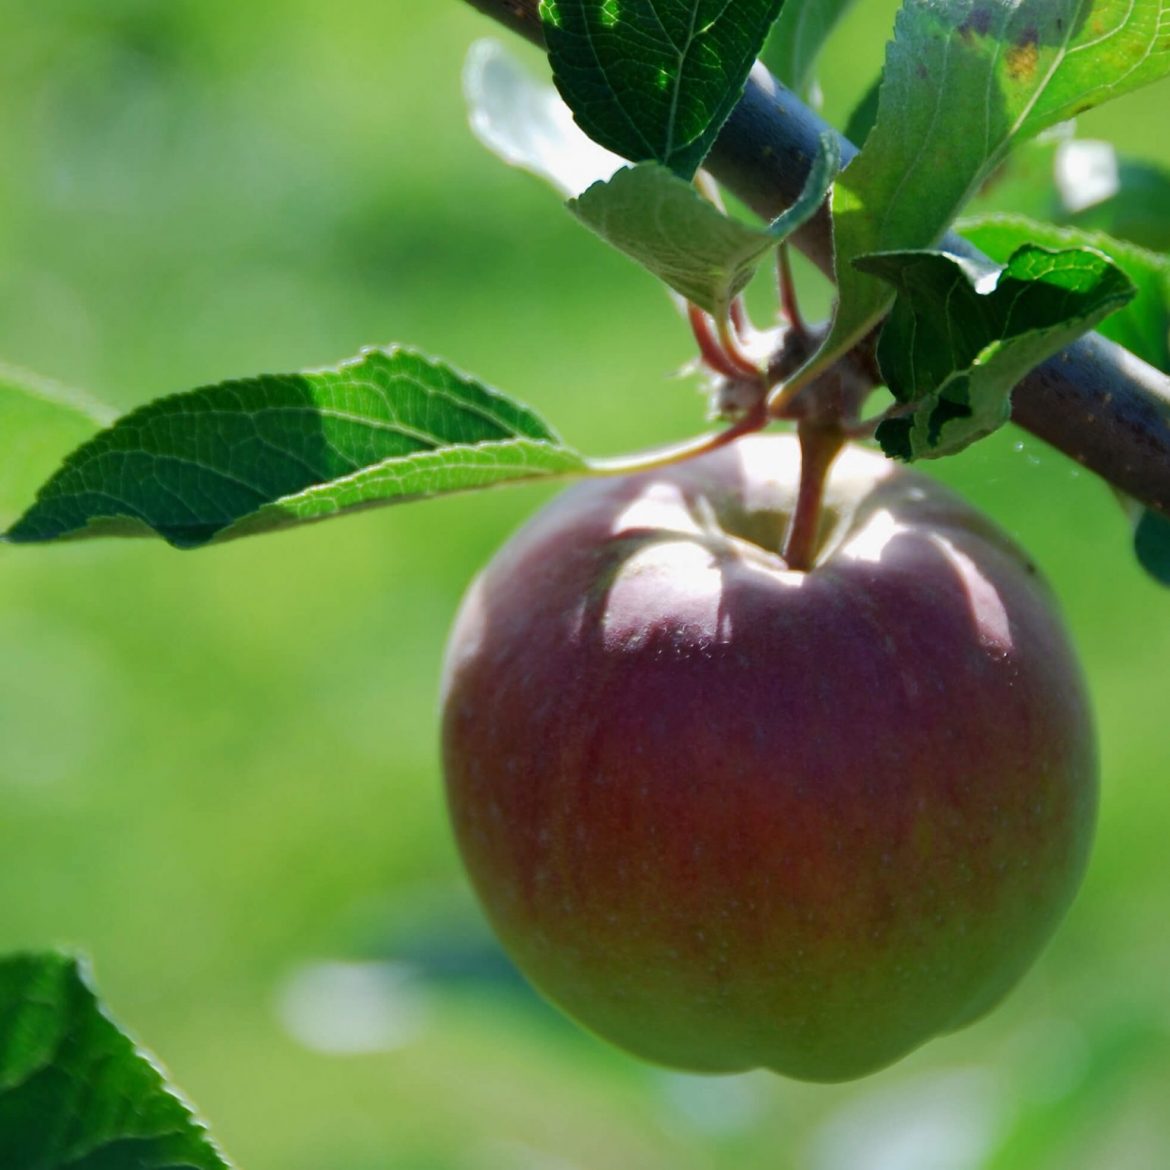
[0,952,231,1169]
[857,244,1135,459]
[541,0,785,177]
[810,0,1170,377]
[5,347,586,549]
[959,213,1170,371]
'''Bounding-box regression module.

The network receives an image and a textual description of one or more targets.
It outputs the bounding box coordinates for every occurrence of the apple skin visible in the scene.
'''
[440,434,1096,1082]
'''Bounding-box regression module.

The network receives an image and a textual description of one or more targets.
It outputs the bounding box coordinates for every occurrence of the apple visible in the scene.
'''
[440,434,1097,1082]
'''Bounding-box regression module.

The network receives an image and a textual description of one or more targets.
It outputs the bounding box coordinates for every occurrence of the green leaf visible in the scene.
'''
[0,952,231,1170]
[811,0,1170,376]
[5,347,586,549]
[764,0,863,95]
[959,215,1170,592]
[569,133,839,317]
[1134,507,1170,586]
[0,364,113,531]
[856,244,1135,460]
[959,213,1170,371]
[541,0,785,178]
[463,39,622,197]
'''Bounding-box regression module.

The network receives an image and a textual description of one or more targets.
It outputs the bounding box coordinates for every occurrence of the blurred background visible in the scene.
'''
[1,3,1168,1168]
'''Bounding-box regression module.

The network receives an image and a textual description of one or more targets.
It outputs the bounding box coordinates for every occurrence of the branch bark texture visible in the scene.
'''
[461,0,1170,519]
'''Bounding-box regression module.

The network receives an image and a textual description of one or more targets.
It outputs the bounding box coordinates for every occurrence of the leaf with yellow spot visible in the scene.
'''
[799,0,1170,382]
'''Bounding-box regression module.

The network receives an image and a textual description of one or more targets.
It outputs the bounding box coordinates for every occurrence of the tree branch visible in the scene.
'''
[461,0,1170,519]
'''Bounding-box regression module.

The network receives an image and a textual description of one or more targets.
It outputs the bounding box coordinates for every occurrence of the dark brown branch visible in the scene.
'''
[461,0,1170,519]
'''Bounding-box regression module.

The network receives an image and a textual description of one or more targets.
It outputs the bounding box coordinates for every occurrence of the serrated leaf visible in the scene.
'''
[764,0,863,95]
[5,347,586,549]
[0,364,113,530]
[463,39,623,197]
[1134,506,1170,586]
[959,213,1170,371]
[857,244,1135,459]
[811,0,1170,377]
[0,953,231,1170]
[960,215,1170,591]
[541,0,785,178]
[569,132,839,317]
[962,212,1170,591]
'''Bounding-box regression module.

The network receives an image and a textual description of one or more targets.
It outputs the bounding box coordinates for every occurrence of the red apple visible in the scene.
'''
[440,434,1096,1081]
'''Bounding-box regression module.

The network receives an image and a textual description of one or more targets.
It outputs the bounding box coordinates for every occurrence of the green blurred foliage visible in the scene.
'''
[1,3,1169,1168]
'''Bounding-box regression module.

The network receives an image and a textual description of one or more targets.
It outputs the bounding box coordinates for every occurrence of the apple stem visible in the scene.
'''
[783,422,845,571]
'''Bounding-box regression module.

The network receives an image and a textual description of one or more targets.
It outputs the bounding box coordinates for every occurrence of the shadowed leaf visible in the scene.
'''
[5,347,585,549]
[959,213,1170,371]
[857,244,1134,459]
[0,953,231,1169]
[541,0,784,177]
[570,133,839,317]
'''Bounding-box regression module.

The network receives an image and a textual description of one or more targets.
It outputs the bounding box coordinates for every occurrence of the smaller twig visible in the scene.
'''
[588,402,769,477]
[777,245,807,338]
[692,171,764,365]
[715,315,764,379]
[729,295,752,340]
[689,304,749,380]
